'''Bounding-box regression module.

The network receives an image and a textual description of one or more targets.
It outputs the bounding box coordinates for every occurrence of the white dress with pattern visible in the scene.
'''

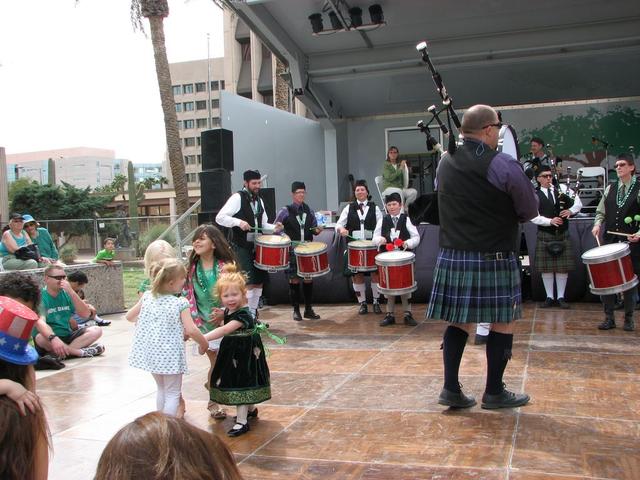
[129,291,190,374]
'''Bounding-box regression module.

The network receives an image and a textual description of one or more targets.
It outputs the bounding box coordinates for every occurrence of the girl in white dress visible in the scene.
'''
[127,258,208,416]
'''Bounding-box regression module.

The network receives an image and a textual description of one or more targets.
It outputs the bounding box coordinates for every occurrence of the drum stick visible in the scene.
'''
[606,231,632,238]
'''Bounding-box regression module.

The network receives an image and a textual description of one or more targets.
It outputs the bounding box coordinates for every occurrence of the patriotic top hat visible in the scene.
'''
[0,296,40,365]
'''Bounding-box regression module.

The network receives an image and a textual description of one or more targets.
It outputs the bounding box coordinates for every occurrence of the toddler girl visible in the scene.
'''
[127,258,208,416]
[204,264,271,437]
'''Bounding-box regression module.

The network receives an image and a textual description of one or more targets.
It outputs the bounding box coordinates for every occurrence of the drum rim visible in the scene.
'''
[582,243,630,263]
[348,240,376,248]
[589,276,639,295]
[255,235,291,246]
[375,251,415,265]
[377,283,417,295]
[294,245,328,255]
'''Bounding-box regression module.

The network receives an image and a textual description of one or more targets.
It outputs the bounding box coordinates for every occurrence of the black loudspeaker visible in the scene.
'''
[200,169,232,212]
[260,187,276,221]
[201,129,234,171]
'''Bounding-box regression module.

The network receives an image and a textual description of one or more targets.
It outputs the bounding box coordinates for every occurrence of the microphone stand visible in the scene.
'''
[592,136,612,184]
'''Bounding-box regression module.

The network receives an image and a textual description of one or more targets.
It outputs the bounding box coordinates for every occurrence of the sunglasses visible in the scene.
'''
[483,122,503,129]
[538,174,553,178]
[615,163,629,168]
[47,275,67,281]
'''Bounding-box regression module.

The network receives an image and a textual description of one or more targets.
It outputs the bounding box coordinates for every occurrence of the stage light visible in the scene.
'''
[308,13,323,34]
[328,11,342,30]
[349,7,363,27]
[369,4,383,24]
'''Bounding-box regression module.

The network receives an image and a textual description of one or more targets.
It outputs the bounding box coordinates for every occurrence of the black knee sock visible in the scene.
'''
[442,325,469,393]
[485,331,513,395]
[289,283,300,308]
[302,282,313,310]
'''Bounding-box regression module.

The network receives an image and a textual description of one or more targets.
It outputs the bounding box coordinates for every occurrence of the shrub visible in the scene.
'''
[59,243,78,264]
[139,224,175,254]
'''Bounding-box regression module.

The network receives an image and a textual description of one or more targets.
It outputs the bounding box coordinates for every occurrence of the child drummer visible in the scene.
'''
[373,192,420,327]
[274,181,323,321]
[336,179,384,314]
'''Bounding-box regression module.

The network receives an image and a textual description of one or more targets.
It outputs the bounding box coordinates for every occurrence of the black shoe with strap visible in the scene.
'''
[304,308,320,319]
[438,385,476,408]
[481,384,530,409]
[373,302,382,314]
[227,422,250,437]
[358,302,368,315]
[598,317,616,330]
[379,313,395,327]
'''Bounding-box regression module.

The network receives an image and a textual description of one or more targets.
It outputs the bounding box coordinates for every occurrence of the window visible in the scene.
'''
[197,154,202,164]
[187,173,198,183]
[195,82,206,92]
[262,93,274,106]
[184,137,196,147]
[210,80,219,91]
[172,85,182,96]
[183,84,194,94]
[211,117,221,127]
[242,43,251,61]
[177,120,182,130]
[197,137,201,146]
[211,99,219,109]
[183,119,195,129]
[184,155,196,165]
[220,80,225,90]
[175,103,182,113]
[183,101,194,111]
[196,100,207,110]
[196,118,208,128]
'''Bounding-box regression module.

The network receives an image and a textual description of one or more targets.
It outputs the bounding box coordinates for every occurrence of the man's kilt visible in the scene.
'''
[427,248,522,324]
[533,229,575,273]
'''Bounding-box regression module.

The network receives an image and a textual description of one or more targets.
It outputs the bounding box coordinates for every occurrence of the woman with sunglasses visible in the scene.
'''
[22,214,60,266]
[0,213,38,271]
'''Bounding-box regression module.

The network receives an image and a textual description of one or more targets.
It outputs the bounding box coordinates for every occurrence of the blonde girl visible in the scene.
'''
[127,258,208,417]
[137,239,177,295]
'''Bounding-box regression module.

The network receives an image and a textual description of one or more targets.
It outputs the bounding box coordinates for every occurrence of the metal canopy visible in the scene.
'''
[226,0,640,120]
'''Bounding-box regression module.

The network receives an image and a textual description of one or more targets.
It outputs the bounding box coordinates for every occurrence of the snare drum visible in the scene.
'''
[294,241,330,279]
[254,235,290,272]
[582,243,639,295]
[347,240,377,273]
[375,250,417,295]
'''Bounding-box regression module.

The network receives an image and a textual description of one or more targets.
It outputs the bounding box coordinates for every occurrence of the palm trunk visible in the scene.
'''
[147,15,189,217]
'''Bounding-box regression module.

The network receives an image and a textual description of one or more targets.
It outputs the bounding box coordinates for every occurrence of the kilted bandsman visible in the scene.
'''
[216,169,276,319]
[427,104,538,409]
[336,179,384,314]
[592,153,640,331]
[531,165,582,309]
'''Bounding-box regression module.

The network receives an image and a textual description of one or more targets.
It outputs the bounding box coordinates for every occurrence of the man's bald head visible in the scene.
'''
[460,105,499,134]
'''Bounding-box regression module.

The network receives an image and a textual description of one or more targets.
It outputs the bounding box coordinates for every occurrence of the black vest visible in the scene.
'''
[604,180,640,253]
[231,189,264,248]
[283,203,314,242]
[438,140,520,252]
[536,187,568,234]
[380,214,411,252]
[345,201,377,235]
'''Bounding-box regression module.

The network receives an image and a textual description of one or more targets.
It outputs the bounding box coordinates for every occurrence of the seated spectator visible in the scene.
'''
[0,213,38,271]
[35,265,105,358]
[94,237,116,267]
[0,273,68,370]
[22,214,60,266]
[67,270,111,327]
[381,146,418,212]
[0,295,51,480]
[95,411,244,480]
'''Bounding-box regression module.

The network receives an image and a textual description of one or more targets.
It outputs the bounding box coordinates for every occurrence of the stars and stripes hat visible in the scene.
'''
[0,296,40,366]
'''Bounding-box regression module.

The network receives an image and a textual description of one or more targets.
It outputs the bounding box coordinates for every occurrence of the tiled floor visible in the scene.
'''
[39,302,640,480]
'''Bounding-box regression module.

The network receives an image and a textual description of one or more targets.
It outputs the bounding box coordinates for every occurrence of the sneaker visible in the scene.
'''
[81,344,105,357]
[481,387,530,409]
[95,318,111,326]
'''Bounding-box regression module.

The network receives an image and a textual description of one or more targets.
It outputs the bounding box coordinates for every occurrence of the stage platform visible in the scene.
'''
[39,302,640,480]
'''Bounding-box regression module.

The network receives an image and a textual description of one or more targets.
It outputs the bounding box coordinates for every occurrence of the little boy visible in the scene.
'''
[67,271,111,327]
[372,192,421,327]
[94,237,116,266]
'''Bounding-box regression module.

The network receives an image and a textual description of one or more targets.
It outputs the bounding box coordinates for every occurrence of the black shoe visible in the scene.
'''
[227,422,250,437]
[598,318,616,330]
[438,387,477,408]
[481,388,530,409]
[540,297,554,308]
[474,334,488,345]
[624,318,635,331]
[303,308,320,319]
[403,312,417,326]
[379,314,395,326]
[95,318,111,326]
[373,302,382,314]
[292,307,302,321]
[34,354,66,371]
[557,298,570,309]
[358,302,368,315]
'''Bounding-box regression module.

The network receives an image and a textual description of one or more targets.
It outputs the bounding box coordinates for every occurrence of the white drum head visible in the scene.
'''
[256,234,290,245]
[376,250,415,263]
[582,243,628,260]
[498,124,520,159]
[349,240,375,248]
[294,241,327,255]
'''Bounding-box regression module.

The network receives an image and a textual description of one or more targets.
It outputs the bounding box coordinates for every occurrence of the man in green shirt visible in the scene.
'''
[35,265,105,357]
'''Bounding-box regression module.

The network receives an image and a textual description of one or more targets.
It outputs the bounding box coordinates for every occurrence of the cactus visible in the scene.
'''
[47,158,56,185]
[127,162,140,254]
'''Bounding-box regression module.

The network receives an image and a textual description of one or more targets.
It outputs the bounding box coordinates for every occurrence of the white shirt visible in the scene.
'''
[530,185,582,227]
[372,214,420,249]
[336,202,383,229]
[215,192,276,231]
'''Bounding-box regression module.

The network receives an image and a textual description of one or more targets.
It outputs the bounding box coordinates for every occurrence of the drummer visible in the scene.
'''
[592,153,640,331]
[530,165,582,309]
[274,181,322,321]
[372,192,420,327]
[216,169,277,320]
[336,179,384,315]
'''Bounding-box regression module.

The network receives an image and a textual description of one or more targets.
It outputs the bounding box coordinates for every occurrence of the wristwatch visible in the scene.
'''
[48,334,58,342]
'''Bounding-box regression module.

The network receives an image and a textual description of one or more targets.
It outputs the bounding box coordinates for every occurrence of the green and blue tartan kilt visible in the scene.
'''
[427,248,522,324]
[533,230,575,273]
[233,244,268,285]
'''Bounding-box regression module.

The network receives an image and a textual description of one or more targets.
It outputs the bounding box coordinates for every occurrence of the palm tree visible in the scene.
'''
[130,0,189,217]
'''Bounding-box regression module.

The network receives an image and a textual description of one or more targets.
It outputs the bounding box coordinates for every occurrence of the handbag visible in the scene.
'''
[14,244,41,261]
[544,240,565,257]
